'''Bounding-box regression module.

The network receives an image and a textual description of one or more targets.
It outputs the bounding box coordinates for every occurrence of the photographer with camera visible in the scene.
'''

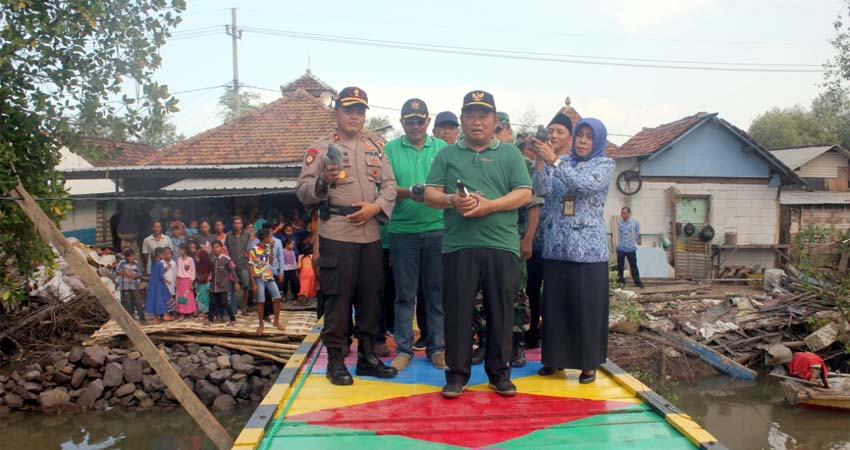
[523,111,573,349]
[425,91,532,399]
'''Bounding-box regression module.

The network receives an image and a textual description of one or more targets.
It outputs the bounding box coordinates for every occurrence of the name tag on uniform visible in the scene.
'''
[562,196,576,216]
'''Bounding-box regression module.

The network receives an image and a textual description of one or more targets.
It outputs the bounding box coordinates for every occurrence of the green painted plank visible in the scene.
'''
[273,421,376,437]
[490,413,697,450]
[265,433,467,450]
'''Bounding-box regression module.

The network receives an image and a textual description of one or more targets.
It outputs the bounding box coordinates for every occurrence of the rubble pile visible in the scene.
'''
[0,343,281,415]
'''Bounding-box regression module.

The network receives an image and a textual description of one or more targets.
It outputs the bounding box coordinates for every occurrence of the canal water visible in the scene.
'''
[2,376,848,450]
[673,375,850,450]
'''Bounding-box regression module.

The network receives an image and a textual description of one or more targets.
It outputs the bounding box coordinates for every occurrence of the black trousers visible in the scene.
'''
[526,249,544,337]
[281,270,300,299]
[616,250,641,285]
[209,291,234,322]
[319,238,383,349]
[443,248,518,385]
[378,248,395,344]
[415,280,427,341]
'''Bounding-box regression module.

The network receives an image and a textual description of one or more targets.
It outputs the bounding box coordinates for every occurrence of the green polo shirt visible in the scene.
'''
[385,135,447,234]
[426,137,533,256]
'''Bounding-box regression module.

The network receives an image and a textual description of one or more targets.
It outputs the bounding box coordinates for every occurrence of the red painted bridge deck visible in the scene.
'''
[233,327,726,450]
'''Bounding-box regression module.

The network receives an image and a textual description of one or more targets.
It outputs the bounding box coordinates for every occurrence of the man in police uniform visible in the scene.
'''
[296,87,399,386]
[425,91,532,399]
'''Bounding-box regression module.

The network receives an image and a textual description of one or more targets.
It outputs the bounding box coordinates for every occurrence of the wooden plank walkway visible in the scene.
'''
[232,323,728,450]
[86,311,316,345]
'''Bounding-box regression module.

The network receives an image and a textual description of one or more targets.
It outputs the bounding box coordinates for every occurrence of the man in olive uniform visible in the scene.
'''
[296,87,399,386]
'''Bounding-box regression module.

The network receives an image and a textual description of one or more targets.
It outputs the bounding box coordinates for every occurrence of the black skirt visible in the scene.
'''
[541,259,609,370]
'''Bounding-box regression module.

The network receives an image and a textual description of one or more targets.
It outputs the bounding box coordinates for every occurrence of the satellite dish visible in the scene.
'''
[616,170,642,196]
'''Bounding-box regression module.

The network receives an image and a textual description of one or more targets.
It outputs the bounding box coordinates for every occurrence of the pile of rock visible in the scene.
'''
[0,343,281,415]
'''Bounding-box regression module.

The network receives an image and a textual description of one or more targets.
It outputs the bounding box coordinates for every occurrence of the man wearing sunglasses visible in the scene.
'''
[384,98,448,372]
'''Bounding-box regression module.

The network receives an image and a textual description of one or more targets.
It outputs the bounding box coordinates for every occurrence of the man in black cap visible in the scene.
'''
[296,86,399,386]
[433,111,459,145]
[525,109,573,348]
[384,98,448,371]
[425,90,532,399]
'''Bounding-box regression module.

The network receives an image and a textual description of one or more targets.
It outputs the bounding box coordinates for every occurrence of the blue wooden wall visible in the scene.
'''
[640,120,771,178]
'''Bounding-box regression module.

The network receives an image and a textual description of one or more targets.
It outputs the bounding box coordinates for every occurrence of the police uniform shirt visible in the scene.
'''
[296,132,397,244]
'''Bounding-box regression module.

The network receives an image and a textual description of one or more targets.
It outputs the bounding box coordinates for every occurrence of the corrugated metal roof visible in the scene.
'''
[780,191,850,205]
[770,146,839,170]
[61,163,298,173]
[161,177,298,192]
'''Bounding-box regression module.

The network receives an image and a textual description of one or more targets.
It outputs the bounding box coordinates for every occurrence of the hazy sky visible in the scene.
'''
[155,0,842,144]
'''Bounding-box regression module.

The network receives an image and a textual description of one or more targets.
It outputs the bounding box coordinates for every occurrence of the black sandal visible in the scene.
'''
[538,366,561,376]
[579,371,596,384]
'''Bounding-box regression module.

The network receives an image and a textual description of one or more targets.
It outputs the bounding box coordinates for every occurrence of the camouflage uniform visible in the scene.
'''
[471,195,541,337]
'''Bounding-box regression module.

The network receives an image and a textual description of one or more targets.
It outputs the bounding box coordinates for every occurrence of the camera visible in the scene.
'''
[535,125,549,142]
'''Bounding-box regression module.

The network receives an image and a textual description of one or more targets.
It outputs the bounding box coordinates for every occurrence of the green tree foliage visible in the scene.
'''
[0,1,185,303]
[748,105,837,149]
[365,115,394,140]
[139,116,184,150]
[217,86,263,121]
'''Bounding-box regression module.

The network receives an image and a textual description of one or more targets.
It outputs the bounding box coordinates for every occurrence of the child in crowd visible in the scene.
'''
[296,244,316,306]
[162,247,177,320]
[213,219,229,256]
[170,224,186,255]
[187,220,199,235]
[144,247,171,324]
[190,240,211,321]
[208,240,237,326]
[250,229,284,335]
[116,249,145,323]
[176,243,197,319]
[281,238,300,301]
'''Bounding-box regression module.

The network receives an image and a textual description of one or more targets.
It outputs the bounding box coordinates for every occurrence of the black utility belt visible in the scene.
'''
[327,204,361,216]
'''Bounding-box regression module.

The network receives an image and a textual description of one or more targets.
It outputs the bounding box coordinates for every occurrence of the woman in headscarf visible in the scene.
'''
[531,118,615,383]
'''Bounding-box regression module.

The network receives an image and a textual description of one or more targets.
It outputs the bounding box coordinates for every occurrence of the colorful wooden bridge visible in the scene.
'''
[232,323,728,450]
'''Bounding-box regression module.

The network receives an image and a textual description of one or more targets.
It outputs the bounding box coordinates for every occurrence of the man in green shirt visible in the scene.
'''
[425,91,532,399]
[385,98,448,371]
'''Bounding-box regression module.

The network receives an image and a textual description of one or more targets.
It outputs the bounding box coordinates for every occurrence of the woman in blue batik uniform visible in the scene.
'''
[531,118,614,383]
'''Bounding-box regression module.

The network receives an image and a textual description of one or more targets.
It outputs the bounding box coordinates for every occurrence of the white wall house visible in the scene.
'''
[605,113,801,277]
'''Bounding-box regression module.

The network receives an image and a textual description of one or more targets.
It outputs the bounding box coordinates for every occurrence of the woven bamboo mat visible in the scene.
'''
[85,311,316,345]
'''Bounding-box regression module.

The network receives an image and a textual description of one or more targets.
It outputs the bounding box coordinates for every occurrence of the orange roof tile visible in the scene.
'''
[280,71,337,97]
[80,138,158,167]
[609,113,714,159]
[145,88,383,166]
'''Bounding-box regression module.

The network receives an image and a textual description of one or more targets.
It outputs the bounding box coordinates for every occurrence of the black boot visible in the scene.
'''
[471,335,486,366]
[326,347,353,386]
[355,338,398,378]
[510,332,527,368]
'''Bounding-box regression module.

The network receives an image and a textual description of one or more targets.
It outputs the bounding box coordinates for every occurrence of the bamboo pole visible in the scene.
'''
[199,336,299,350]
[152,335,291,364]
[9,180,234,450]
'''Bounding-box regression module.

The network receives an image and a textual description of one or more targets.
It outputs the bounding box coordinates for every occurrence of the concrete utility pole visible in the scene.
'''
[226,8,242,119]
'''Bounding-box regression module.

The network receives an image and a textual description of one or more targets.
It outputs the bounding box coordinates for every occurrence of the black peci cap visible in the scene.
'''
[461,90,496,112]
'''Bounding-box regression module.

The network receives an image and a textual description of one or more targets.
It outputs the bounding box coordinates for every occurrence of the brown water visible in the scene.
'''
[673,376,850,450]
[2,377,849,450]
[0,405,254,450]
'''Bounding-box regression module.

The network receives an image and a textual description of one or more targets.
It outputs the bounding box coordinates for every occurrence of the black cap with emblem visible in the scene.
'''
[401,98,429,119]
[461,90,496,112]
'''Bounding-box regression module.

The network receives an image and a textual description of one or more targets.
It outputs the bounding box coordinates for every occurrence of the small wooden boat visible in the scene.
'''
[780,375,850,411]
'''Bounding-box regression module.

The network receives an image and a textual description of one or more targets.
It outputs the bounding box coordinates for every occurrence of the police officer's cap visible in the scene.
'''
[461,90,496,113]
[336,87,369,109]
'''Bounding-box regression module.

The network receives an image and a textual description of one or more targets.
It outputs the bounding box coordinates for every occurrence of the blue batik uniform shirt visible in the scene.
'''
[617,219,640,252]
[533,118,615,264]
